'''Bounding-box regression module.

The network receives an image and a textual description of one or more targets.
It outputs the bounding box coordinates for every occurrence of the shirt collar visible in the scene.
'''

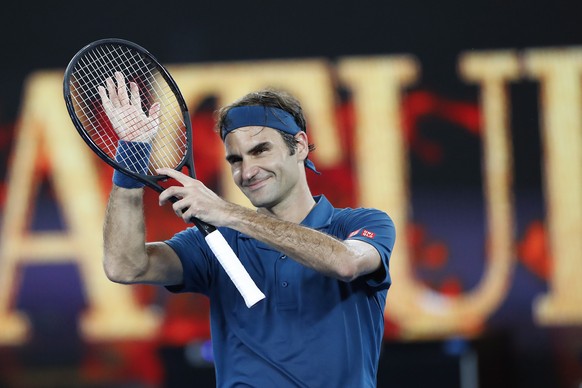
[299,195,334,230]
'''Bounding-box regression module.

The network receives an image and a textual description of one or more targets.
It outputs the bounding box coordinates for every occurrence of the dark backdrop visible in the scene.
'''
[1,1,581,387]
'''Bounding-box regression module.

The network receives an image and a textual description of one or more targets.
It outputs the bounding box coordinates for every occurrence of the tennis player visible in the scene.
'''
[102,86,396,387]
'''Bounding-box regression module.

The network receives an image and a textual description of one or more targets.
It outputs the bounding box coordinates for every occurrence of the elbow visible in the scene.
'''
[103,254,142,284]
[103,261,128,284]
[335,261,360,283]
[103,267,124,284]
[334,252,380,283]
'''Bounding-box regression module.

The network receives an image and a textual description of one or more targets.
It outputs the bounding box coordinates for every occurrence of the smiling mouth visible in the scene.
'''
[244,177,270,191]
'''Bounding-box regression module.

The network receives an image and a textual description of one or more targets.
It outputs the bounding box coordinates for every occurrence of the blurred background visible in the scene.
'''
[1,0,582,387]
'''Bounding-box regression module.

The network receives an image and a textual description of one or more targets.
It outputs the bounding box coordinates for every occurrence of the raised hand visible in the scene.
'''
[157,167,233,227]
[98,71,161,143]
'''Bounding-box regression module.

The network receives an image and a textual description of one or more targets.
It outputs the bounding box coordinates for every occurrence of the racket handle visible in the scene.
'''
[204,230,266,308]
[192,217,217,236]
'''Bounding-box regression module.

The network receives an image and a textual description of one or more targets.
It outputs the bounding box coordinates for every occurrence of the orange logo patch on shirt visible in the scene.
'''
[362,229,376,239]
[348,229,376,239]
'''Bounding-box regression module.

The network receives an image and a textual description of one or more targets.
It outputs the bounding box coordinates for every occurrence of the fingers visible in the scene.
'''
[156,168,193,185]
[103,72,131,109]
[159,186,197,224]
[158,186,175,206]
[172,198,194,223]
[157,173,224,226]
[105,77,119,108]
[156,170,198,208]
[115,72,130,106]
[155,186,190,221]
[97,86,113,115]
[129,82,141,109]
[149,102,161,121]
[158,180,188,206]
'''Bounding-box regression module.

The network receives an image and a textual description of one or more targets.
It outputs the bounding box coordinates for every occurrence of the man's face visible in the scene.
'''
[224,126,304,209]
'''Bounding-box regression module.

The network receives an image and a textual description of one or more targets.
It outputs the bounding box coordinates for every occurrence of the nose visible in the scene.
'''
[241,158,260,182]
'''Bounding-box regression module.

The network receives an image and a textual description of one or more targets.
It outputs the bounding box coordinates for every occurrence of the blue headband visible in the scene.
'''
[222,105,320,174]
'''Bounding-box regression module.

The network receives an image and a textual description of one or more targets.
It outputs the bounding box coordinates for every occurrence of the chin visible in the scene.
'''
[248,197,273,209]
[246,192,277,209]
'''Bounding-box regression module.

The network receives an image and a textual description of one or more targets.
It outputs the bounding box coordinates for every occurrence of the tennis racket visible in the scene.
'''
[63,38,265,308]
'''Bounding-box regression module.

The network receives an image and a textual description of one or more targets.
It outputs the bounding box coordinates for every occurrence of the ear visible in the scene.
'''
[294,131,310,161]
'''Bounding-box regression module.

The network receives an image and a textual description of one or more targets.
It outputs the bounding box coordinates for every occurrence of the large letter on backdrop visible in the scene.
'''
[0,71,159,344]
[458,50,519,332]
[339,53,519,338]
[525,48,582,325]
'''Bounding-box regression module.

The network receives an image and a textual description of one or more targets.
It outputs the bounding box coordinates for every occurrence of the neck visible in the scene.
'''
[258,183,316,224]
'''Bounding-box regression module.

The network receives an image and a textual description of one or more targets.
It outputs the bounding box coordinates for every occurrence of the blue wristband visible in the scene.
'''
[112,140,152,189]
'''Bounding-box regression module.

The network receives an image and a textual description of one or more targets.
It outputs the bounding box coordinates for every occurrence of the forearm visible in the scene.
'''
[224,205,376,281]
[103,185,149,283]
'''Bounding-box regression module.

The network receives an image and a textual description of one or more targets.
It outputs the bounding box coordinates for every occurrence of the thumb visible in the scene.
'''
[149,102,161,121]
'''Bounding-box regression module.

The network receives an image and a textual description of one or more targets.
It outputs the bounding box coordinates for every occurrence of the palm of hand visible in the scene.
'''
[98,71,161,143]
[107,102,159,143]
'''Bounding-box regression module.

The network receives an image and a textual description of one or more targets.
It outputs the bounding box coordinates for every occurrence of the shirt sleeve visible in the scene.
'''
[343,208,396,290]
[164,227,216,295]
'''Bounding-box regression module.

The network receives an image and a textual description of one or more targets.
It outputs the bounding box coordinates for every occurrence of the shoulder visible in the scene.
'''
[325,205,395,243]
[333,206,394,228]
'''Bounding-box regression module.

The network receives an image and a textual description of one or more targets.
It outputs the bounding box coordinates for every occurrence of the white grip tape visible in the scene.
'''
[205,230,266,308]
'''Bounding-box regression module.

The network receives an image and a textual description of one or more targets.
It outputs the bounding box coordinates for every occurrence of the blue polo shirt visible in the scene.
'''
[165,195,395,387]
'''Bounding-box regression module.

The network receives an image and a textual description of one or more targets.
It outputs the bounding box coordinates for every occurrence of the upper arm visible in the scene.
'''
[141,242,184,286]
[340,209,395,286]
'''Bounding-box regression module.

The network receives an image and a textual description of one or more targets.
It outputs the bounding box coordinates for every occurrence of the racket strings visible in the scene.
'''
[68,43,188,175]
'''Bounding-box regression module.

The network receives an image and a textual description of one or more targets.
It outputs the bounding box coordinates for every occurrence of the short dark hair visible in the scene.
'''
[215,88,315,155]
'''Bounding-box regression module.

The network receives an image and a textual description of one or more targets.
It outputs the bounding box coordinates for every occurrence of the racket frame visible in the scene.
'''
[63,38,265,307]
[63,38,196,190]
[63,38,214,236]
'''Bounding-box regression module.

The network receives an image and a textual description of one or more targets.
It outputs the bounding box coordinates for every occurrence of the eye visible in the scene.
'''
[226,155,242,165]
[250,143,271,156]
